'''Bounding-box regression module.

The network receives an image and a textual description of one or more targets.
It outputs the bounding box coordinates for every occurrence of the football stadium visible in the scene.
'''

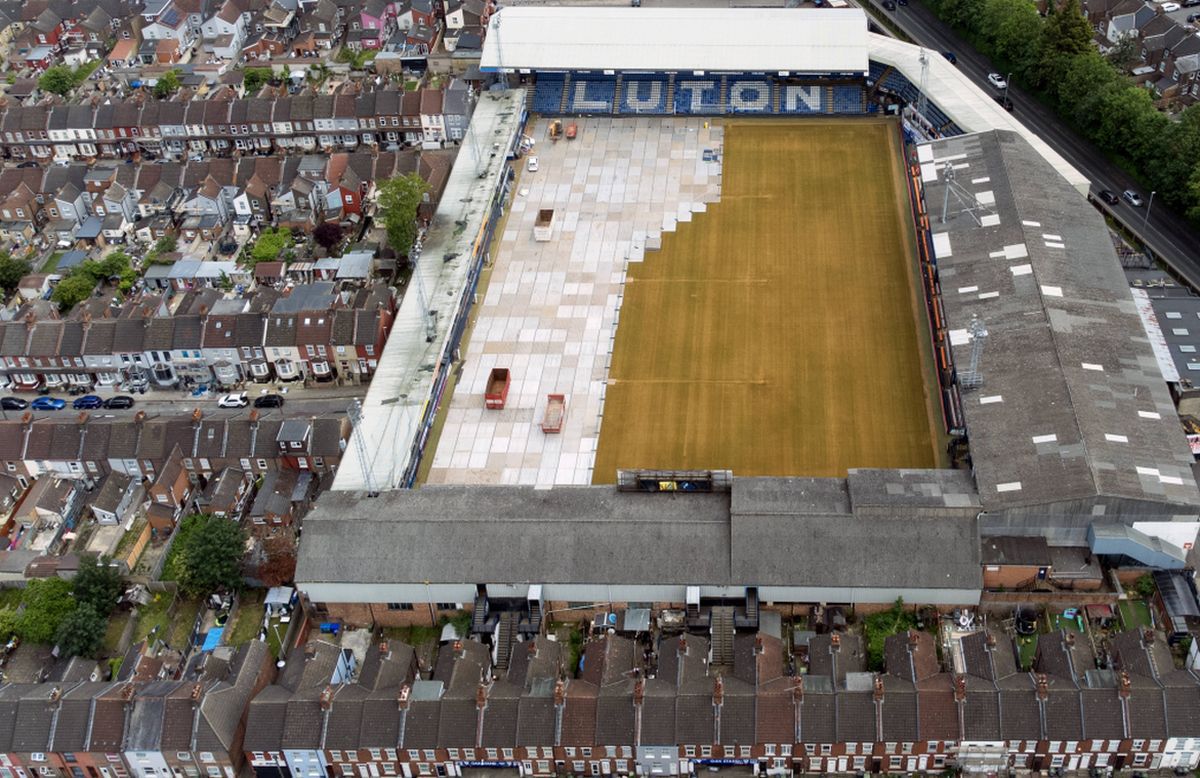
[310,8,1200,613]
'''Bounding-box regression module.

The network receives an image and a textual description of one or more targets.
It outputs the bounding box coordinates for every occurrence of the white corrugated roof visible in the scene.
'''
[867,34,1088,193]
[480,7,870,74]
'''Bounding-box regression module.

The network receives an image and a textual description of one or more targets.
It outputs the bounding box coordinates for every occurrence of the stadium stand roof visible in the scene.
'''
[297,475,982,593]
[480,7,870,75]
[867,34,1088,194]
[920,130,1200,514]
[333,90,525,491]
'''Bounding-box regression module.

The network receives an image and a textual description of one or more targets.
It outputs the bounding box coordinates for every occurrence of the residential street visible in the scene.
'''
[869,0,1200,287]
[0,388,360,422]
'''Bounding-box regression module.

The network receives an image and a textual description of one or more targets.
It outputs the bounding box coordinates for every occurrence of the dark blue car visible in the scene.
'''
[31,397,66,411]
[72,395,103,409]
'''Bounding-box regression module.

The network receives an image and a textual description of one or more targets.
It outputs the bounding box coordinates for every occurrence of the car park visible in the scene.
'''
[0,397,27,410]
[72,395,103,409]
[31,397,66,411]
[104,395,135,409]
[1097,189,1120,205]
[987,73,1008,90]
[1123,189,1144,206]
[253,394,285,409]
[217,392,249,408]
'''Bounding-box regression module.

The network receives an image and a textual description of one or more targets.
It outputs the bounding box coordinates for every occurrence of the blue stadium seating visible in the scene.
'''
[726,78,773,114]
[532,74,565,115]
[778,83,824,114]
[566,75,616,113]
[831,85,864,114]
[674,77,722,114]
[620,75,671,114]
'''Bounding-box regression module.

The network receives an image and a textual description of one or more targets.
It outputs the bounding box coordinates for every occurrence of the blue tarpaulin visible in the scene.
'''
[201,627,224,651]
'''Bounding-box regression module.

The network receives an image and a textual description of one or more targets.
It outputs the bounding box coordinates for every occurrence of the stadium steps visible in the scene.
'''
[558,72,573,113]
[494,612,519,672]
[869,66,896,101]
[824,85,834,114]
[613,74,623,115]
[666,75,676,114]
[710,606,735,666]
[718,77,729,113]
[524,82,536,112]
[772,83,781,113]
[861,89,867,112]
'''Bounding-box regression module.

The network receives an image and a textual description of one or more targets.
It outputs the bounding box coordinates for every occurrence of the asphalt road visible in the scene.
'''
[0,393,356,422]
[871,0,1200,287]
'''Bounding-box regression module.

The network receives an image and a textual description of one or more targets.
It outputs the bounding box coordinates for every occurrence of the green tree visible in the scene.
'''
[0,607,18,641]
[51,273,98,312]
[980,0,1043,81]
[17,578,76,644]
[73,555,124,617]
[154,69,182,99]
[1105,35,1141,72]
[170,514,247,597]
[0,252,31,291]
[38,65,77,96]
[313,222,343,252]
[1186,163,1200,224]
[1041,0,1093,57]
[248,227,292,267]
[377,173,430,261]
[243,67,274,94]
[54,603,107,658]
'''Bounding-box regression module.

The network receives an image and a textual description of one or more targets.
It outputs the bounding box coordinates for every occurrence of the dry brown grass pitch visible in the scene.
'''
[592,118,941,482]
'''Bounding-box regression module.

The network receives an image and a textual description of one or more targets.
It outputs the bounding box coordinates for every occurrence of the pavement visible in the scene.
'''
[866,0,1200,287]
[0,383,364,422]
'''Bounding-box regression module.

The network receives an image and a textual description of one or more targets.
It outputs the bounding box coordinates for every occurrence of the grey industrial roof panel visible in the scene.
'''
[919,130,1200,512]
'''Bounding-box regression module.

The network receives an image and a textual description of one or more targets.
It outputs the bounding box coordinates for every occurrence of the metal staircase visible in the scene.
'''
[666,75,676,114]
[613,74,624,114]
[558,73,573,114]
[495,612,519,672]
[710,607,735,666]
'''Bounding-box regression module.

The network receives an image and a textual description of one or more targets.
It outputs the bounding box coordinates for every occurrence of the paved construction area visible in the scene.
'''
[425,116,723,486]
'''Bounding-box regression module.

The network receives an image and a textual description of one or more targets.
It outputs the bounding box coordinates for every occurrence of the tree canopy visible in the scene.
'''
[17,578,76,645]
[54,603,107,659]
[243,67,275,95]
[377,173,430,261]
[73,555,124,617]
[247,227,292,267]
[154,69,182,99]
[0,252,31,291]
[52,250,137,311]
[168,514,247,597]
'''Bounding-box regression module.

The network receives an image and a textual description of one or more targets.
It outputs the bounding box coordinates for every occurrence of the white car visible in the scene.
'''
[1162,2,1181,10]
[986,73,1008,90]
[526,156,539,172]
[217,392,249,408]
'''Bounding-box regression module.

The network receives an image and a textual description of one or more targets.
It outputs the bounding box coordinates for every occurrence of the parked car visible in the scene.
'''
[104,395,136,409]
[987,72,1008,89]
[1188,11,1200,20]
[993,95,1014,111]
[1097,189,1120,205]
[253,393,285,409]
[217,392,249,408]
[526,156,539,172]
[0,397,27,410]
[1162,1,1182,9]
[1123,189,1144,207]
[941,51,957,64]
[31,397,66,411]
[882,0,897,9]
[72,395,103,409]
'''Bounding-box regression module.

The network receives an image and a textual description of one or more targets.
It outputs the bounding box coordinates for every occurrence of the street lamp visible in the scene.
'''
[1144,190,1156,230]
[1004,72,1012,102]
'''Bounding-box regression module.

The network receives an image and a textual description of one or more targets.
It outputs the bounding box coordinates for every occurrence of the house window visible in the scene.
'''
[330,753,342,763]
[820,745,831,756]
[256,459,268,469]
[700,747,711,758]
[436,602,456,611]
[387,603,413,611]
[1134,754,1148,766]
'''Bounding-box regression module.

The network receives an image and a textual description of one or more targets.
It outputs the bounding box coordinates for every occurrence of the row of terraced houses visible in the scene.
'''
[0,84,475,163]
[3,627,1200,778]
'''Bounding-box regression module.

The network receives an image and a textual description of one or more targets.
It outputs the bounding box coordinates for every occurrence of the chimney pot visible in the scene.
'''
[1064,632,1076,647]
[873,676,884,702]
[830,633,841,651]
[634,678,644,705]
[678,636,687,655]
[397,684,411,708]
[453,639,463,656]
[553,679,565,707]
[192,408,202,423]
[475,684,488,710]
[1143,629,1156,647]
[77,411,88,425]
[527,641,538,657]
[712,676,724,707]
[985,632,997,649]
[954,674,967,703]
[191,682,202,702]
[21,411,31,424]
[907,629,920,648]
[48,686,62,703]
[1119,671,1132,698]
[792,676,804,703]
[1035,673,1049,701]
[754,635,764,654]
[121,684,135,702]
[379,641,389,656]
[319,685,334,710]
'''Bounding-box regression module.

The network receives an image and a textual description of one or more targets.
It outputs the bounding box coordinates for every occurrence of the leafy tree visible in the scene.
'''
[72,555,124,617]
[51,273,98,312]
[243,67,274,94]
[1104,36,1141,72]
[16,578,75,644]
[38,65,77,96]
[313,222,344,252]
[54,603,107,658]
[154,69,182,99]
[248,227,292,267]
[377,173,430,261]
[1187,164,1200,224]
[0,607,18,641]
[171,514,247,597]
[980,0,1043,81]
[1041,0,1093,58]
[0,252,31,291]
[154,235,178,254]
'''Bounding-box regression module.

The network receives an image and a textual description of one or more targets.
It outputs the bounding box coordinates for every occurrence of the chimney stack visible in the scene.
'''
[791,676,804,704]
[77,411,89,425]
[319,686,334,711]
[1119,671,1132,699]
[476,684,488,711]
[1035,673,1049,701]
[134,410,146,425]
[379,641,389,656]
[48,686,62,703]
[634,678,645,706]
[953,674,967,703]
[754,635,764,655]
[397,684,411,710]
[830,633,841,651]
[527,641,538,657]
[121,684,135,703]
[453,639,464,657]
[907,629,921,649]
[678,636,687,656]
[191,683,202,702]
[712,676,724,707]
[553,679,565,708]
[192,408,202,423]
[873,676,884,702]
[1143,629,1156,648]
[985,631,997,649]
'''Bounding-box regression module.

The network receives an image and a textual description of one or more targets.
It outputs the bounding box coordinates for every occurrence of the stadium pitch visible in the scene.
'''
[592,118,942,482]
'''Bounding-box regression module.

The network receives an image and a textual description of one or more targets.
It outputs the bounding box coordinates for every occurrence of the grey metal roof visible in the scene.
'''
[297,478,981,591]
[920,130,1200,512]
